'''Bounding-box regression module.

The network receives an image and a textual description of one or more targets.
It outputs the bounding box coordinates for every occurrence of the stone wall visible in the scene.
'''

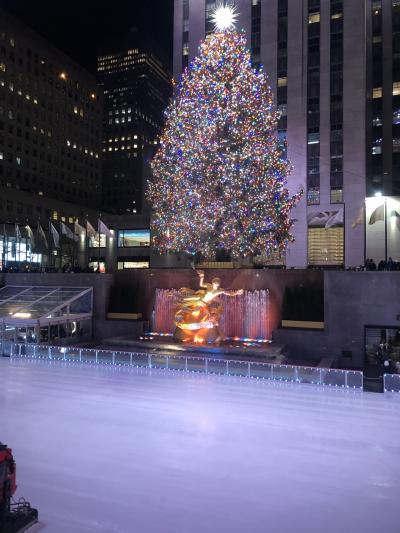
[2,270,398,370]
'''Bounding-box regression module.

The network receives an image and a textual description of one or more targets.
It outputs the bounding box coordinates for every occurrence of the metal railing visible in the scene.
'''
[384,373,400,393]
[0,340,363,390]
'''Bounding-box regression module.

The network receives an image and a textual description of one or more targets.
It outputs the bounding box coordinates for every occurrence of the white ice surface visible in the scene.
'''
[1,357,400,533]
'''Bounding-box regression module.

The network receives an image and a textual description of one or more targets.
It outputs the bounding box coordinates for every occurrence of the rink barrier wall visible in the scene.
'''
[0,340,364,390]
[383,373,400,393]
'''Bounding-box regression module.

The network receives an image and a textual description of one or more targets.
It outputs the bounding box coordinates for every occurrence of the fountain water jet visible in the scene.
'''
[153,288,270,341]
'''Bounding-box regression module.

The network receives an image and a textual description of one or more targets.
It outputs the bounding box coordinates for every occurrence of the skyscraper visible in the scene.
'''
[0,9,103,225]
[97,30,172,215]
[173,0,399,267]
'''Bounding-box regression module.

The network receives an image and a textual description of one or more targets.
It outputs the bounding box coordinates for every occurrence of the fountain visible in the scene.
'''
[153,287,270,342]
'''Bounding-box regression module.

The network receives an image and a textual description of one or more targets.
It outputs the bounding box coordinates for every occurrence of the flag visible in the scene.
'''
[74,220,85,236]
[390,210,400,231]
[61,221,77,241]
[86,220,97,238]
[50,222,60,248]
[307,211,331,227]
[325,208,344,229]
[369,204,385,225]
[352,205,364,228]
[25,225,35,248]
[98,219,113,238]
[37,223,48,249]
[15,223,22,241]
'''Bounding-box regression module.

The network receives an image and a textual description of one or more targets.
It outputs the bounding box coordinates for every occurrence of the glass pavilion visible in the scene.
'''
[0,286,93,344]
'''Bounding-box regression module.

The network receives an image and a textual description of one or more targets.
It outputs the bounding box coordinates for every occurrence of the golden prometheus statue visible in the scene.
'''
[174,270,244,345]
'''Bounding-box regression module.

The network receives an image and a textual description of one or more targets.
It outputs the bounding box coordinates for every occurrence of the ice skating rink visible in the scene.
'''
[1,357,399,533]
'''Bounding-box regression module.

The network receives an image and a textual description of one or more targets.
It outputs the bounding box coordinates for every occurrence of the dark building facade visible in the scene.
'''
[367,0,400,197]
[0,10,103,226]
[97,32,172,215]
[174,0,395,268]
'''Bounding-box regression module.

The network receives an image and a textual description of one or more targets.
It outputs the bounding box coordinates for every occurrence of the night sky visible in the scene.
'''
[0,0,174,71]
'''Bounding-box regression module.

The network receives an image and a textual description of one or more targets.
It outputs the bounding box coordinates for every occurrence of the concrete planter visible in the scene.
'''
[107,313,142,320]
[281,320,324,330]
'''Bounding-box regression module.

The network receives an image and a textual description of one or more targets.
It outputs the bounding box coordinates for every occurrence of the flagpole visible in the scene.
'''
[60,222,63,272]
[86,223,88,271]
[37,221,41,271]
[98,215,101,272]
[2,224,5,271]
[5,224,8,270]
[384,197,388,263]
[48,219,52,271]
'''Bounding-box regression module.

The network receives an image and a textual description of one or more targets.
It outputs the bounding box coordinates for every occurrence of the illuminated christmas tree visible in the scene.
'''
[148,5,302,260]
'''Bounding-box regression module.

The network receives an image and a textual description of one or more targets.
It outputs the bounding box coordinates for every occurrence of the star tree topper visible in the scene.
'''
[211,3,239,32]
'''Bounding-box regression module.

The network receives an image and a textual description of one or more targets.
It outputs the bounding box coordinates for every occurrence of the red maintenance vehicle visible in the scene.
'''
[0,443,38,533]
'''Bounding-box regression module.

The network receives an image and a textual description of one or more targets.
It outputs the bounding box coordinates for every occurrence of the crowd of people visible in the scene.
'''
[0,263,99,274]
[364,257,400,271]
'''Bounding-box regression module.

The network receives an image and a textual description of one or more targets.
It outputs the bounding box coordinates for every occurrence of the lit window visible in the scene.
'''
[373,87,382,98]
[118,230,150,247]
[0,152,3,160]
[74,106,78,114]
[0,63,5,72]
[52,211,58,220]
[308,132,320,144]
[117,261,149,270]
[308,13,320,24]
[308,226,344,266]
[393,82,400,96]
[330,188,343,203]
[331,12,342,20]
[16,157,21,165]
[277,77,287,87]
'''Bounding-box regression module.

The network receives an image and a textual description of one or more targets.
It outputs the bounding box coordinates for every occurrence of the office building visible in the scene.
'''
[174,0,400,267]
[0,10,103,226]
[97,31,172,215]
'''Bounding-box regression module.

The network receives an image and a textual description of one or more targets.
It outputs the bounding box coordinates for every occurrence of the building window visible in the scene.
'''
[393,82,400,95]
[307,188,320,205]
[330,187,343,203]
[89,234,107,248]
[307,0,321,206]
[308,13,320,24]
[117,260,149,270]
[118,229,150,247]
[251,0,261,68]
[308,226,344,265]
[373,87,383,98]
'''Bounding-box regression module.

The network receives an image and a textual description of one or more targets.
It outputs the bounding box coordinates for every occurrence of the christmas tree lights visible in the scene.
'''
[148,26,302,260]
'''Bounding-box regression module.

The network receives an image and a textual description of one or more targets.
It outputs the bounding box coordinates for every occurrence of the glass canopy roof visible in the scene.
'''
[0,286,93,326]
